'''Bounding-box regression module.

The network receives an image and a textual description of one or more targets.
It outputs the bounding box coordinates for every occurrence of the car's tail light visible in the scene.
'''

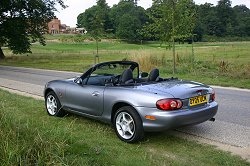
[156,99,183,111]
[211,90,215,101]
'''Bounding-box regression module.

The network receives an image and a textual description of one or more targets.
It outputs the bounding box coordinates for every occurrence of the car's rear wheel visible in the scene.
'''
[45,91,66,117]
[114,106,144,143]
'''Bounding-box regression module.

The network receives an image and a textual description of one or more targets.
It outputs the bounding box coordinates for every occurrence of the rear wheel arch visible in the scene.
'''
[111,102,137,124]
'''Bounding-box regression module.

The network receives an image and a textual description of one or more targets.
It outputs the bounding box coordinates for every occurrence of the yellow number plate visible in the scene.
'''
[189,95,207,107]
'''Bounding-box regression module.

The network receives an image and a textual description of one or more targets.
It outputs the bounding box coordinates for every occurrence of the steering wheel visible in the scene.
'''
[111,75,121,85]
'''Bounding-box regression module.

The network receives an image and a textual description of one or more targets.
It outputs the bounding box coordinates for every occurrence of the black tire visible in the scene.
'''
[113,106,144,143]
[45,91,66,117]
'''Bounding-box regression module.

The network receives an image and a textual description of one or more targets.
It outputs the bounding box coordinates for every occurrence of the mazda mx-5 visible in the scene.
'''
[44,61,218,142]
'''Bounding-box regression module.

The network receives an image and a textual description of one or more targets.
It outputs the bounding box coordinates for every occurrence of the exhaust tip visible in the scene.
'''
[209,118,215,122]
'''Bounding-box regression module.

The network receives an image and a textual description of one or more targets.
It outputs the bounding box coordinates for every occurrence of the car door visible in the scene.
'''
[65,82,105,116]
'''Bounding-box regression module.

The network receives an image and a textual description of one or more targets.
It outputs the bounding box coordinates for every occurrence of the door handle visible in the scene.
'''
[92,91,100,96]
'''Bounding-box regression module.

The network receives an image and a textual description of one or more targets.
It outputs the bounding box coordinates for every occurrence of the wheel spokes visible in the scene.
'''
[46,95,57,115]
[127,127,134,136]
[116,112,135,140]
[122,113,127,122]
[116,122,123,129]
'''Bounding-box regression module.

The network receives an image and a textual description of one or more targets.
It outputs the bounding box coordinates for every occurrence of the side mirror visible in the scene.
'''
[140,72,149,78]
[75,77,83,85]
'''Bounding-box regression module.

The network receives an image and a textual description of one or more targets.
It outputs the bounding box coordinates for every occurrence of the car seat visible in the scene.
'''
[120,69,134,84]
[148,68,160,82]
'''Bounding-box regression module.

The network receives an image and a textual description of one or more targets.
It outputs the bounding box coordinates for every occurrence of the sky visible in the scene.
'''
[55,0,250,27]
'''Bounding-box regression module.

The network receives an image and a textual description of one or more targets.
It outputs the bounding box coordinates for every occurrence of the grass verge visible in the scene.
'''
[0,41,249,89]
[0,89,249,165]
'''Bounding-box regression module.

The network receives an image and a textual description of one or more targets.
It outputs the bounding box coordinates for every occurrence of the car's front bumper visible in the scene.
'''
[135,102,218,132]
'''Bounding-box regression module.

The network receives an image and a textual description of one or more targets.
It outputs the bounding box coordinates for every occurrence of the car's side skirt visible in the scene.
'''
[64,107,111,124]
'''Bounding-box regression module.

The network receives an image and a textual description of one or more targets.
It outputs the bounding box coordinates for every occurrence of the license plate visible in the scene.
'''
[189,95,207,107]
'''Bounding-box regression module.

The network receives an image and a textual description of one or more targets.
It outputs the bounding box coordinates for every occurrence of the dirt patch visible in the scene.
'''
[169,130,250,162]
[197,46,220,49]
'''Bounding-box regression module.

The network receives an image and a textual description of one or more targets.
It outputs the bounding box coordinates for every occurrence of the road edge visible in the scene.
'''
[1,65,250,92]
[0,86,43,100]
[211,85,250,92]
[170,130,250,162]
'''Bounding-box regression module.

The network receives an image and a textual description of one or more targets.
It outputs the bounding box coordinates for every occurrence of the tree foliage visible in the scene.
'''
[77,0,250,42]
[196,1,250,38]
[145,0,196,74]
[77,0,110,35]
[146,0,196,43]
[233,5,250,36]
[116,14,141,40]
[110,1,148,41]
[77,0,112,61]
[0,0,66,59]
[78,0,148,41]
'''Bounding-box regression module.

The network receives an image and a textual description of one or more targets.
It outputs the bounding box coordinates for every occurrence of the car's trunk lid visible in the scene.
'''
[136,79,211,99]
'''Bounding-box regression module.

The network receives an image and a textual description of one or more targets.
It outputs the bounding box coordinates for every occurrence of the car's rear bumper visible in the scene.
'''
[135,102,218,132]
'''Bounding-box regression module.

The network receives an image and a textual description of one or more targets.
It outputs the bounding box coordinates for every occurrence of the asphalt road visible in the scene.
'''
[0,65,250,149]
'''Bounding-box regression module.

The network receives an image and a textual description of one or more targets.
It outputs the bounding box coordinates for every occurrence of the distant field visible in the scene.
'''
[1,39,250,88]
[0,89,249,165]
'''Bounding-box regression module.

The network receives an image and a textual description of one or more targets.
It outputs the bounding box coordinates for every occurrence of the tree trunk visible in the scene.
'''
[172,0,176,75]
[95,39,99,64]
[0,47,5,60]
[191,34,195,69]
[172,37,176,75]
[96,39,99,57]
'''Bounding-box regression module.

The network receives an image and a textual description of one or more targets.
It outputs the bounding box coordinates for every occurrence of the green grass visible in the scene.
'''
[0,40,250,88]
[0,89,249,165]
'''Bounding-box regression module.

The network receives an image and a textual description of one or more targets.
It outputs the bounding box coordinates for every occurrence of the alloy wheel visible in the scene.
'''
[46,95,57,115]
[115,112,135,140]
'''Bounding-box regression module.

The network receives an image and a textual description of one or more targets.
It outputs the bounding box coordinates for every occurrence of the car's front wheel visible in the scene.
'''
[45,91,66,117]
[114,106,144,143]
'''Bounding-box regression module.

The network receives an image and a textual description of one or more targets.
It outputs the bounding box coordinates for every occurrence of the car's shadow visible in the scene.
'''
[56,112,213,144]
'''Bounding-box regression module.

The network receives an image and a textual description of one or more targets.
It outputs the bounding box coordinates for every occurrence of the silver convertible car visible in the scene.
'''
[44,61,218,143]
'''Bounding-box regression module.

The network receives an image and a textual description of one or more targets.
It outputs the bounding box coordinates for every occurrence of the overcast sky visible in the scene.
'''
[56,0,250,27]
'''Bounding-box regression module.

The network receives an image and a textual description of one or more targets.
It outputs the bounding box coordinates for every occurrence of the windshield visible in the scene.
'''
[79,62,139,86]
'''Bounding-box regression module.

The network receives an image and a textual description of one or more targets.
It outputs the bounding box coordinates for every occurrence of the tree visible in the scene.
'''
[116,14,141,40]
[216,0,235,36]
[233,5,250,36]
[0,0,66,59]
[196,3,221,36]
[148,0,196,74]
[77,0,110,63]
[110,1,148,41]
[195,2,250,38]
[77,0,111,33]
[96,0,112,32]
